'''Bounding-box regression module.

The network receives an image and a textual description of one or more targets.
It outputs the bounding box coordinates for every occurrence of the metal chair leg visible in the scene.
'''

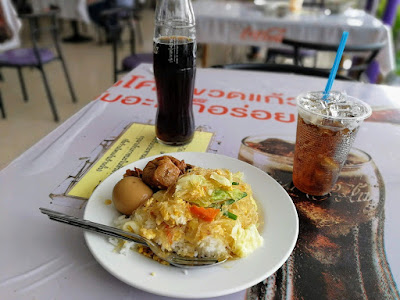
[113,33,119,83]
[313,53,318,68]
[265,51,276,63]
[132,17,143,46]
[17,67,29,102]
[38,66,59,122]
[135,20,143,46]
[0,89,6,119]
[59,58,78,103]
[293,47,300,66]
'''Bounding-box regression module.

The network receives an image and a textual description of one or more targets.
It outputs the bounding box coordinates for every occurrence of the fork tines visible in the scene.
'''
[171,255,221,265]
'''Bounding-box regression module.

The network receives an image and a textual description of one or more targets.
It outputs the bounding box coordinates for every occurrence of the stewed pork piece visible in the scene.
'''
[142,156,189,190]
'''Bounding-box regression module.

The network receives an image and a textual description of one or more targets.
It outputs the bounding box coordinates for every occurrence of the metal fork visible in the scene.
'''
[39,208,227,268]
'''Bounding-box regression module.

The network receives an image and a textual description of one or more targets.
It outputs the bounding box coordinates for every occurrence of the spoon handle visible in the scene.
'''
[39,208,148,246]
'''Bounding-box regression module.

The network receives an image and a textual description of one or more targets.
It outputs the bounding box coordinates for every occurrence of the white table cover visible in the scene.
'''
[31,0,91,24]
[193,1,395,76]
[1,64,400,299]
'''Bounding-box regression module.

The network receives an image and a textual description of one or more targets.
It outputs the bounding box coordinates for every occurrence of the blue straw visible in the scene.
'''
[323,31,349,100]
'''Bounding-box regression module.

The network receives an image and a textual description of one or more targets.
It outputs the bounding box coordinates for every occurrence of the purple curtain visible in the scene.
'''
[382,0,400,25]
[366,0,399,82]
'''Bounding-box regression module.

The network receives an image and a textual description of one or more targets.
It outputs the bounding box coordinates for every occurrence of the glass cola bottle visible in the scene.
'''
[153,0,196,146]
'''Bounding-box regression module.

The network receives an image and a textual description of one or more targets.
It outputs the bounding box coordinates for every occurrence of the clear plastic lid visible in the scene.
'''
[297,91,372,130]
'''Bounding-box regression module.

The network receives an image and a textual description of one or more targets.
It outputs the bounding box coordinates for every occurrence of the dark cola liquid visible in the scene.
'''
[153,36,196,145]
[239,138,400,300]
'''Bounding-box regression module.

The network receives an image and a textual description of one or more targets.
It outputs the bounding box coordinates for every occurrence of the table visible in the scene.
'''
[193,1,395,77]
[1,64,400,299]
[31,0,92,42]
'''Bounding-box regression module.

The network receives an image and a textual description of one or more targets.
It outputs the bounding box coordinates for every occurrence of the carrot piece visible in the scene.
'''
[164,224,173,244]
[190,205,219,222]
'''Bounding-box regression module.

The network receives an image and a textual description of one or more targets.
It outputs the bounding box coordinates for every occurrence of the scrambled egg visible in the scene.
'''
[114,167,264,260]
[231,223,264,257]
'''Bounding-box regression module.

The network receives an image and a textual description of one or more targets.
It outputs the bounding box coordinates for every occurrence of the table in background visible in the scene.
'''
[30,0,92,42]
[1,64,399,299]
[193,0,395,77]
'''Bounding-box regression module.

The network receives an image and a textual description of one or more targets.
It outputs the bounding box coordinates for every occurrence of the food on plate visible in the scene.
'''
[112,177,153,215]
[142,155,190,189]
[111,155,263,262]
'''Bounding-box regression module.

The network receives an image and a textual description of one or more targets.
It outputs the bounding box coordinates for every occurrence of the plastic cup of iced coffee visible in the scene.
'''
[292,91,372,196]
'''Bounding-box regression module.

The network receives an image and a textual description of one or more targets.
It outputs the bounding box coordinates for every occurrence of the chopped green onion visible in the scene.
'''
[225,199,235,205]
[209,199,234,210]
[224,211,237,220]
[232,182,239,185]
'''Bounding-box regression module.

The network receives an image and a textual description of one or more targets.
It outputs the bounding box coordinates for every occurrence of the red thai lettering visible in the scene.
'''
[122,75,145,88]
[100,93,123,102]
[112,79,123,87]
[194,88,206,96]
[121,96,141,105]
[265,93,284,104]
[135,80,155,90]
[230,105,249,118]
[208,90,225,98]
[141,98,155,106]
[286,97,296,106]
[194,102,206,113]
[251,110,272,120]
[208,105,228,115]
[275,112,296,123]
[248,94,262,102]
[227,92,246,100]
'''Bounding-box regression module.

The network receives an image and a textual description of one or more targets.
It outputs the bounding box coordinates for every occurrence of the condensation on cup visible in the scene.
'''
[293,91,372,196]
[239,136,400,299]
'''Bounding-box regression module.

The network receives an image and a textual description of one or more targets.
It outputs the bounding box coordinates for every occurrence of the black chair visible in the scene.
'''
[303,0,325,9]
[0,10,77,121]
[93,0,144,46]
[282,38,386,81]
[129,1,145,46]
[212,63,355,81]
[265,47,317,66]
[102,6,152,83]
[11,0,32,14]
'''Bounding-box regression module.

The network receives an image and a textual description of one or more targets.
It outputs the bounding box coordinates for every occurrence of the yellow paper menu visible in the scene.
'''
[67,123,213,199]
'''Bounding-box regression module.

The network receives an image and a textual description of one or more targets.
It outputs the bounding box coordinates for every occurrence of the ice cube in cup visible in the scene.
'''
[292,91,372,196]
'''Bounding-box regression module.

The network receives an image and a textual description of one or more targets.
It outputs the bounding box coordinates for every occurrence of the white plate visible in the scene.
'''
[84,152,299,299]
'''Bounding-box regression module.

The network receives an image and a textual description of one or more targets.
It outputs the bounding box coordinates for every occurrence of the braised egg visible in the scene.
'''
[112,177,153,215]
